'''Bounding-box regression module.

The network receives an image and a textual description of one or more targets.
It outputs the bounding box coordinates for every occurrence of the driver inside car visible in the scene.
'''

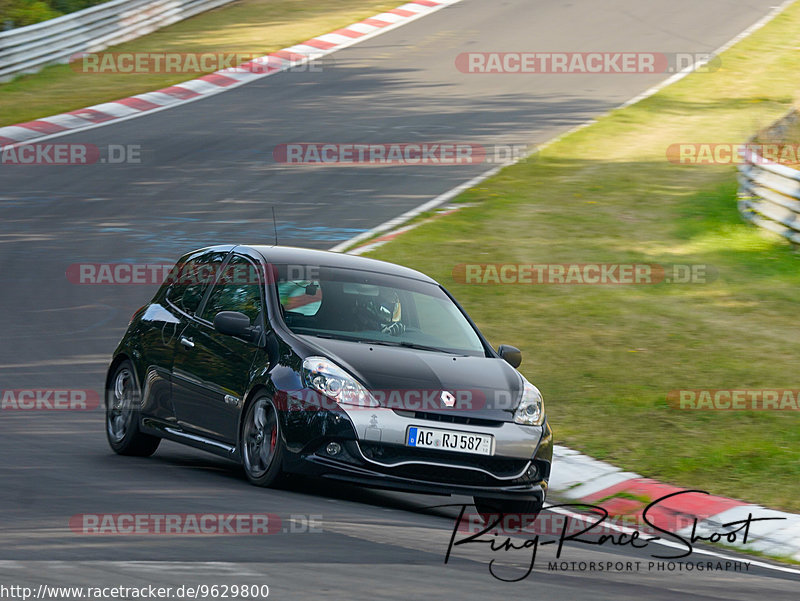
[352,289,405,336]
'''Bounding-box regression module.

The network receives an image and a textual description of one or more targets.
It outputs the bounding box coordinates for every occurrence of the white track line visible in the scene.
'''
[332,0,796,253]
[329,165,504,252]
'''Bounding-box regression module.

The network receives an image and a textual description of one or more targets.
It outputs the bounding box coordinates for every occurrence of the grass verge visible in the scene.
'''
[365,3,800,511]
[0,0,397,127]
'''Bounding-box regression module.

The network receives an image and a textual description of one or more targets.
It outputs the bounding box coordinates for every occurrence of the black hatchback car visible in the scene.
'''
[106,245,552,515]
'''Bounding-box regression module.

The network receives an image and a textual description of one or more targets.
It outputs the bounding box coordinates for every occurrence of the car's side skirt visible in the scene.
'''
[141,417,241,462]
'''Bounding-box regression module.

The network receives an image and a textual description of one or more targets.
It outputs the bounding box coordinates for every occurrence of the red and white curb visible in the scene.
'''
[549,446,800,561]
[0,0,464,149]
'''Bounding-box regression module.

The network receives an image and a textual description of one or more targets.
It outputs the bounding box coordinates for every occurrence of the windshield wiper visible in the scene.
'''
[361,339,454,354]
[296,330,459,354]
[297,331,365,342]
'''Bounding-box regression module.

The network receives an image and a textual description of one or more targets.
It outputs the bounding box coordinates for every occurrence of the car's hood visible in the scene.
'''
[300,336,524,421]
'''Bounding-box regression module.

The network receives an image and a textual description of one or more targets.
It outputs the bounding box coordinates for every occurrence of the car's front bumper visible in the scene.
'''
[282,400,553,501]
[301,451,548,501]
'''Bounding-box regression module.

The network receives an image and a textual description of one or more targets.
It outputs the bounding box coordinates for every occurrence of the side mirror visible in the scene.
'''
[214,311,256,340]
[498,344,522,368]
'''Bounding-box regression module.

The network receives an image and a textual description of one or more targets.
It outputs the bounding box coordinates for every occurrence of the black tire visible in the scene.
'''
[240,395,286,487]
[105,360,161,457]
[473,497,544,528]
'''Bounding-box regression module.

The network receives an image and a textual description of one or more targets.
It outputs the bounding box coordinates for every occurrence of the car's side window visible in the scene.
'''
[166,250,228,315]
[200,255,264,326]
[278,280,323,316]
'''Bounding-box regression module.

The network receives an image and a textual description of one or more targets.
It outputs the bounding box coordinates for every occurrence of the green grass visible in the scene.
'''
[366,3,800,511]
[0,0,397,127]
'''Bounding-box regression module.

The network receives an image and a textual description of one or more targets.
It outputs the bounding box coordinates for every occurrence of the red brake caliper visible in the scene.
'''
[270,426,277,450]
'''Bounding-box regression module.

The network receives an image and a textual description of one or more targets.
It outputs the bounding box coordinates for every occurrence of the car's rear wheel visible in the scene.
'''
[473,497,544,528]
[105,360,161,456]
[241,396,286,487]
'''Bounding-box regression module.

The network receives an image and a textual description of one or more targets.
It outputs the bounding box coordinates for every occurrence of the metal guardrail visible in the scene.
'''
[0,0,237,82]
[737,143,800,245]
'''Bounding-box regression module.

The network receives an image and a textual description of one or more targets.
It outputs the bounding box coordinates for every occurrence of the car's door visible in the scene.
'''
[151,248,230,422]
[171,254,265,444]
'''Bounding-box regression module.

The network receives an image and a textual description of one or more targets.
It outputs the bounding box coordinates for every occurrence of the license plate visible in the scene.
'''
[406,426,494,456]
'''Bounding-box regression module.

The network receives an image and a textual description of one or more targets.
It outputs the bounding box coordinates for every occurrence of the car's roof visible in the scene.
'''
[232,244,438,284]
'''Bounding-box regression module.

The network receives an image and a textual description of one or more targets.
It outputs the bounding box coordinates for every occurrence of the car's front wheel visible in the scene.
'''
[105,360,161,456]
[241,395,286,487]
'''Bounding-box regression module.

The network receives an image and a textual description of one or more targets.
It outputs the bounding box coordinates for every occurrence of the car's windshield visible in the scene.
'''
[273,264,486,356]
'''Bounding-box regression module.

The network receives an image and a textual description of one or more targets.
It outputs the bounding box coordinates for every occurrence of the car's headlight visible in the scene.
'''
[513,379,544,426]
[302,357,377,407]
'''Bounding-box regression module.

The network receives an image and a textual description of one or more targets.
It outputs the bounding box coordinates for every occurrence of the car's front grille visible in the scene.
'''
[358,441,529,481]
[392,410,504,428]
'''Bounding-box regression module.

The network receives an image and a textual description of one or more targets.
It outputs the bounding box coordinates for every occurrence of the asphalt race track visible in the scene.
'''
[1,0,798,598]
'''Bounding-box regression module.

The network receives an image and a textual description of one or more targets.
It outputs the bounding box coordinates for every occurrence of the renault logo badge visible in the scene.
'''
[441,391,456,407]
